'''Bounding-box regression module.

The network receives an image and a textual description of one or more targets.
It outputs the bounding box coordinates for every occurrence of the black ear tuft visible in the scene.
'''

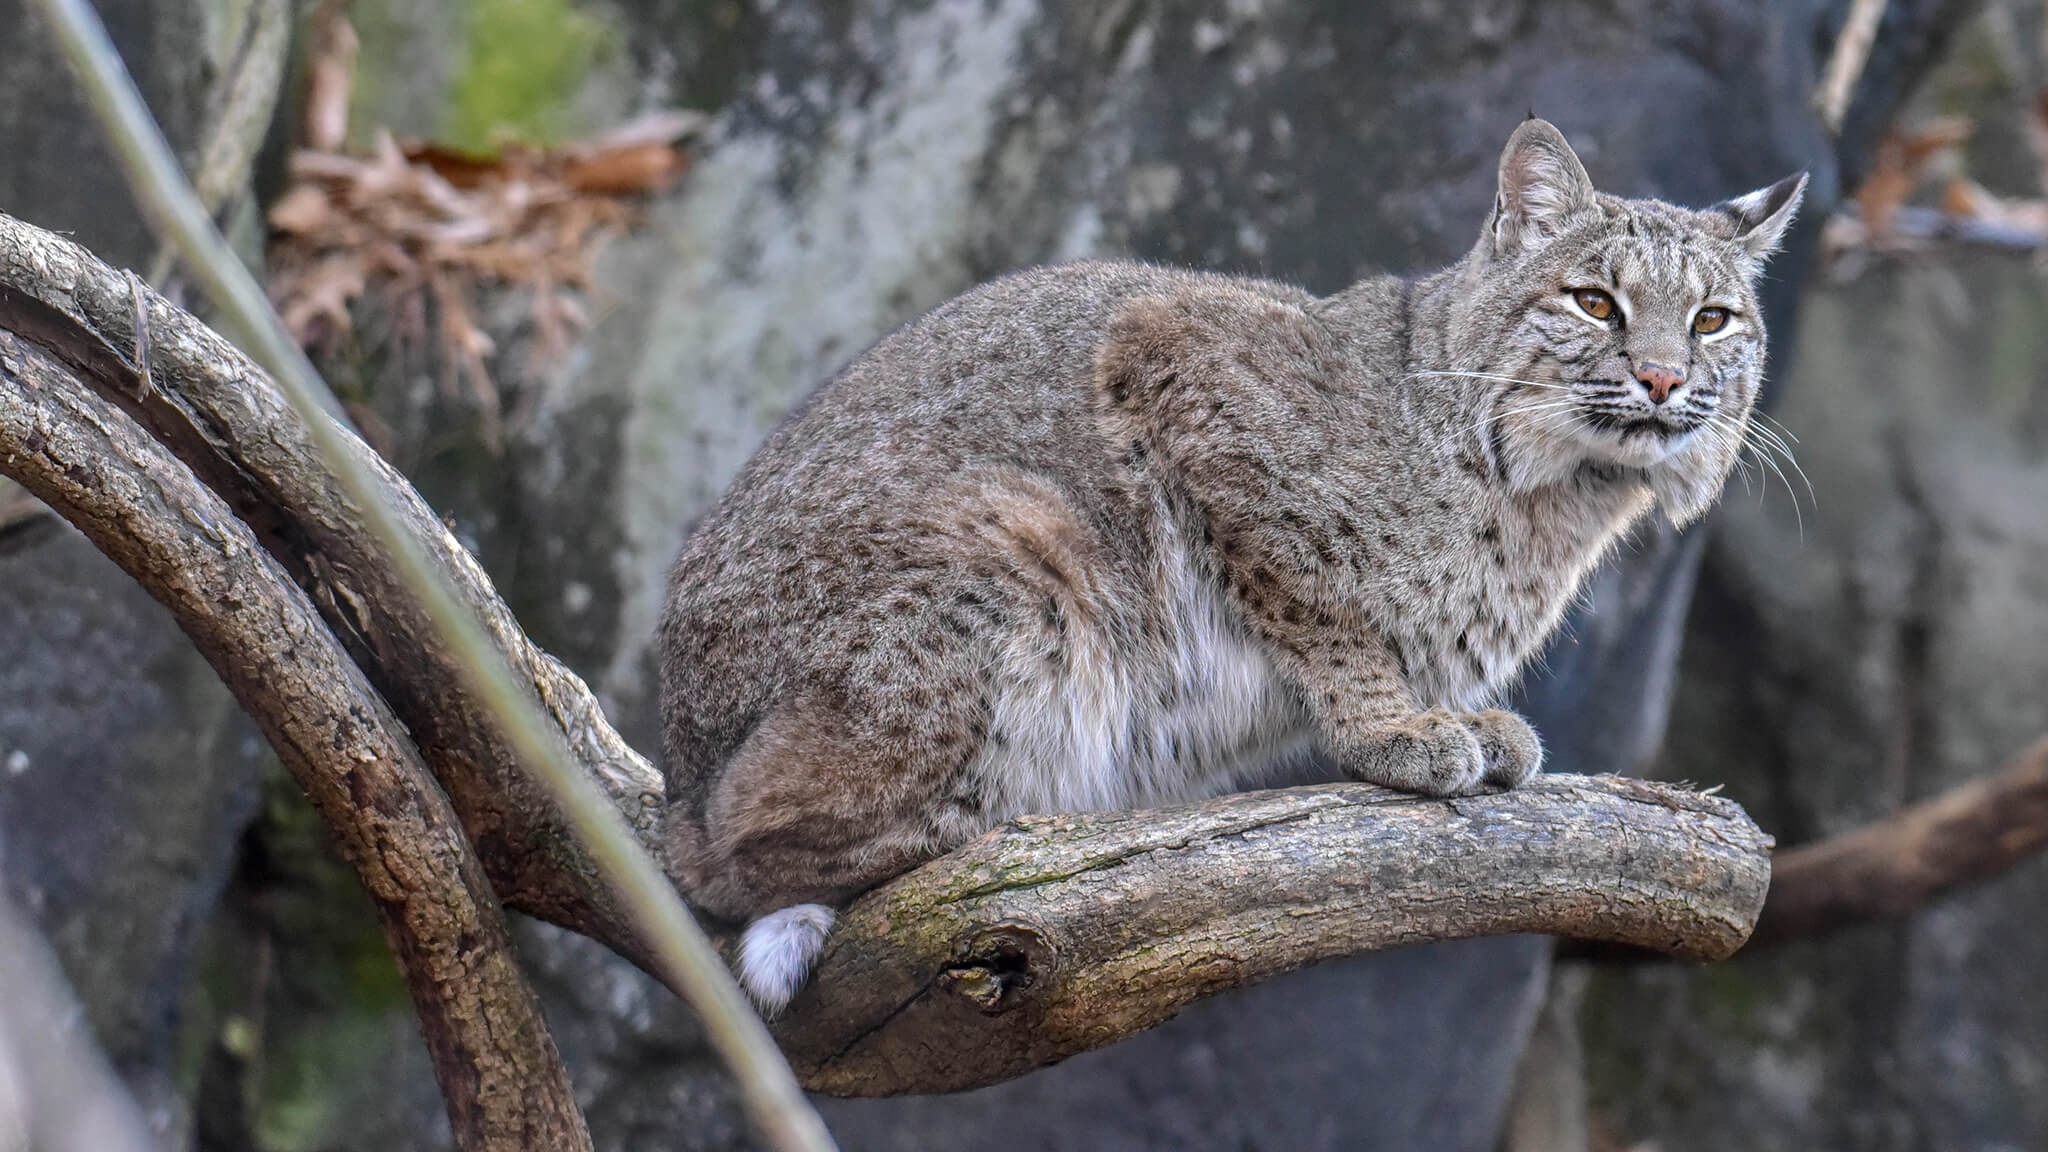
[1715,171,1808,259]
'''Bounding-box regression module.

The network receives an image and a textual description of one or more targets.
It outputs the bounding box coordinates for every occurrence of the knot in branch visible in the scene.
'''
[938,922,1056,1015]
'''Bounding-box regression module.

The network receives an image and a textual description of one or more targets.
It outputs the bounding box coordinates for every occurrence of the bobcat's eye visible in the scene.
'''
[1570,288,1617,322]
[1692,307,1731,335]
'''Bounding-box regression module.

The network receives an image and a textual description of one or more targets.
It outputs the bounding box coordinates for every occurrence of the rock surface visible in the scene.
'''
[0,0,1983,1149]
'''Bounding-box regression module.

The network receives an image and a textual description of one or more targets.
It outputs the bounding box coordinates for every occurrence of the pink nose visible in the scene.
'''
[1634,361,1684,405]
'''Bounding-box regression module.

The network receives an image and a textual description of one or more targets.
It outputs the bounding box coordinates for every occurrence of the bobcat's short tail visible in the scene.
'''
[738,904,836,1015]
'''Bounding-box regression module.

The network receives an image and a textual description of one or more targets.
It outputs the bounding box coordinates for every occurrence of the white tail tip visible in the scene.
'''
[738,904,836,1015]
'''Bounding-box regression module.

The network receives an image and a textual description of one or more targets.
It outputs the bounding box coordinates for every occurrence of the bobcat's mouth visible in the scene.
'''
[1567,380,1710,443]
[1578,407,1683,440]
[1565,399,1709,468]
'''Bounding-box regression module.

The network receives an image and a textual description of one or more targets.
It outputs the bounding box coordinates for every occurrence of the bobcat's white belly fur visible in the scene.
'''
[973,520,1309,820]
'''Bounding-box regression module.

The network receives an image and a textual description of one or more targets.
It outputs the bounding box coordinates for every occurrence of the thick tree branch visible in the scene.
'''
[0,194,833,1144]
[0,209,660,955]
[773,774,1773,1096]
[0,332,590,1152]
[1751,735,2048,945]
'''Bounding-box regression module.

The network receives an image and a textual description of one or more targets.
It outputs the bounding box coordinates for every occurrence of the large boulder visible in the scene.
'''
[0,0,1974,1148]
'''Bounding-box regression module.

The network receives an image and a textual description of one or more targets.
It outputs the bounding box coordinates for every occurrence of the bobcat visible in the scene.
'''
[658,119,1804,1012]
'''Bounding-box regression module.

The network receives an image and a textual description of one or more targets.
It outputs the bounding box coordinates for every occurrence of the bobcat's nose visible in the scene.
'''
[1633,361,1684,405]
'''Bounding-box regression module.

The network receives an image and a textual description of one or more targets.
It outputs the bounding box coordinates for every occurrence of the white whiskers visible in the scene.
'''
[1435,396,1583,457]
[1405,369,1574,392]
[1709,406,1811,539]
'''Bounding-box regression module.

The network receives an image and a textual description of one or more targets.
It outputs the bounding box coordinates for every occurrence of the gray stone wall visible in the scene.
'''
[0,1,1991,1149]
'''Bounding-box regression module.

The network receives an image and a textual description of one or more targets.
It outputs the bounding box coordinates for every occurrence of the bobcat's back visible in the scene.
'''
[660,262,1320,912]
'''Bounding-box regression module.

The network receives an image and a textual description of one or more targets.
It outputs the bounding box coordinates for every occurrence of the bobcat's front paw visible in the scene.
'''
[1345,708,1487,796]
[1461,708,1543,788]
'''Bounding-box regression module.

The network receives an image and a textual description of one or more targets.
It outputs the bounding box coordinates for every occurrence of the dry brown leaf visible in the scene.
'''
[401,143,517,190]
[559,109,706,195]
[564,144,688,195]
[267,183,334,235]
[1856,117,1971,235]
[1941,175,1988,218]
[276,254,367,343]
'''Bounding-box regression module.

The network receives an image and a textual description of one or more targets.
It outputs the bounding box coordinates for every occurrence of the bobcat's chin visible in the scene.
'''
[1586,425,1691,468]
[1557,410,1697,471]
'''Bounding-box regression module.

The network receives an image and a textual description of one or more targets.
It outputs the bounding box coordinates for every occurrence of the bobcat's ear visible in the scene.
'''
[1489,119,1596,258]
[1715,171,1807,261]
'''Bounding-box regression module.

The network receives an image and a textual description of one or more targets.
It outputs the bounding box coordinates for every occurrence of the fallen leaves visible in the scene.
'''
[265,9,704,449]
[1854,117,1972,236]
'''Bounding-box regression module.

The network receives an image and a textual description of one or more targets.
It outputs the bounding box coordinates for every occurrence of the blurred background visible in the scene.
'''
[2,0,2046,1149]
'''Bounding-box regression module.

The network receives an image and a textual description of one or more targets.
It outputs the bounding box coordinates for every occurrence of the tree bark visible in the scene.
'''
[0,327,590,1152]
[772,774,1772,1096]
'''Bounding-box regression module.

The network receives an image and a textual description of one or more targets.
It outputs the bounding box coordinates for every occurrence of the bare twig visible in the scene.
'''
[144,0,292,286]
[26,2,834,1149]
[0,331,590,1151]
[303,0,356,153]
[1818,0,1889,133]
[1752,735,2048,945]
[123,267,149,398]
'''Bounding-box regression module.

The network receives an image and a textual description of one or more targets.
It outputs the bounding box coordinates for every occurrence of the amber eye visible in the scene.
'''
[1693,307,1731,334]
[1571,288,1616,322]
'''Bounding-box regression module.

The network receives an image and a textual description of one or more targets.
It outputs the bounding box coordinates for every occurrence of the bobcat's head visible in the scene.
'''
[1448,118,1805,526]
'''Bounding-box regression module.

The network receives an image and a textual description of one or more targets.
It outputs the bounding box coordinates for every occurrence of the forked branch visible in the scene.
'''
[0,329,590,1151]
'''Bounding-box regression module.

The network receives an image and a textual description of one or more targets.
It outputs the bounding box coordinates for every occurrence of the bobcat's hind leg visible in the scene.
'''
[671,683,990,1013]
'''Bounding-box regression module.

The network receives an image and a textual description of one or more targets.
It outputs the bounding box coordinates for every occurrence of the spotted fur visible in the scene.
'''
[661,120,1804,1011]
